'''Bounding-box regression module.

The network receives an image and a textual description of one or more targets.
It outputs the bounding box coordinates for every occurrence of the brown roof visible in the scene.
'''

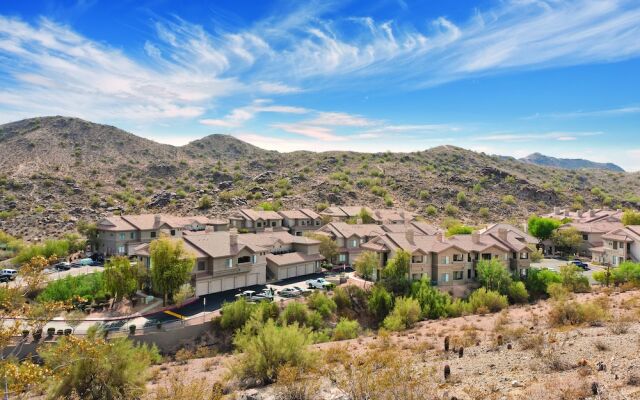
[381,222,440,235]
[234,209,283,221]
[602,226,640,242]
[183,232,264,258]
[565,220,623,234]
[266,252,324,267]
[321,222,386,239]
[97,216,137,232]
[133,239,208,259]
[479,223,537,245]
[238,231,320,248]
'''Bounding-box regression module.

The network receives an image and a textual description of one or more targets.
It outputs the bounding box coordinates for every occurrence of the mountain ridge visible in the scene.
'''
[520,152,624,172]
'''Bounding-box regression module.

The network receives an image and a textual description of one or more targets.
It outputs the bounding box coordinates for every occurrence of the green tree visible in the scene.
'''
[367,286,393,323]
[381,249,411,295]
[622,210,640,226]
[410,277,452,319]
[551,227,583,256]
[149,236,195,306]
[77,219,99,251]
[383,297,421,331]
[527,216,561,242]
[559,264,591,293]
[305,233,338,264]
[476,259,512,293]
[104,256,139,301]
[506,281,529,304]
[524,268,562,299]
[354,251,378,281]
[40,327,160,399]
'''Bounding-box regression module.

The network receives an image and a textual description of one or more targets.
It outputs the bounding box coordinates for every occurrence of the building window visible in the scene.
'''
[150,231,157,238]
[256,222,263,228]
[271,221,277,227]
[613,242,618,250]
[226,258,233,268]
[351,240,358,247]
[453,254,464,262]
[238,255,251,264]
[315,220,320,226]
[467,269,472,279]
[440,256,450,265]
[170,229,176,236]
[338,254,346,262]
[454,271,463,280]
[130,232,135,239]
[117,245,125,254]
[442,273,449,282]
[411,255,423,263]
[119,233,125,240]
[582,234,588,241]
[520,252,529,259]
[197,261,206,271]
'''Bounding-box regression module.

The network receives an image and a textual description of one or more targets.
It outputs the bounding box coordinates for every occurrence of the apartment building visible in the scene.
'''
[319,205,415,224]
[277,208,323,236]
[361,227,532,296]
[591,225,640,266]
[96,214,228,256]
[316,222,386,265]
[228,209,285,233]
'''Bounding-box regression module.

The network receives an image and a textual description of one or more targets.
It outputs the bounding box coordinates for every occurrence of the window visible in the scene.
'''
[454,271,463,280]
[271,221,277,227]
[520,252,529,259]
[411,255,423,263]
[117,245,125,254]
[613,241,618,250]
[130,232,135,239]
[442,273,449,282]
[453,254,464,262]
[315,220,320,226]
[119,233,125,240]
[226,258,233,268]
[197,261,206,271]
[170,229,176,236]
[467,269,472,279]
[582,234,588,241]
[440,256,450,265]
[520,268,528,277]
[338,254,346,262]
[256,222,263,228]
[238,255,251,264]
[252,255,257,264]
[351,239,358,247]
[150,231,157,238]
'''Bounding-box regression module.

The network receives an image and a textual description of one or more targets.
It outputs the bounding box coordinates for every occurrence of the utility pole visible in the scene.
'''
[202,297,206,324]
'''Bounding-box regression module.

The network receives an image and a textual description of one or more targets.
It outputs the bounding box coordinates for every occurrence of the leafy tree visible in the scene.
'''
[610,261,640,285]
[367,286,393,323]
[219,298,255,332]
[174,283,195,306]
[40,327,160,399]
[622,210,640,226]
[354,251,378,281]
[559,265,591,293]
[280,301,310,326]
[551,227,583,255]
[524,268,562,299]
[383,297,421,331]
[305,233,338,264]
[104,256,139,301]
[19,255,55,295]
[476,259,512,294]
[307,291,336,319]
[77,219,99,250]
[37,273,107,303]
[409,277,452,319]
[381,249,411,295]
[467,288,508,313]
[527,216,561,242]
[149,237,195,306]
[506,281,529,304]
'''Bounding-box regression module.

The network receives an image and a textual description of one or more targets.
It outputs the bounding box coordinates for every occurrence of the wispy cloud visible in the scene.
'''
[473,131,603,142]
[271,123,347,141]
[200,99,308,128]
[525,105,640,120]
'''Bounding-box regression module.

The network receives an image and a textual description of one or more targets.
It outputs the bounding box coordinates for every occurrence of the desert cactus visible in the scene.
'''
[497,335,503,346]
[444,336,450,352]
[444,364,451,380]
[458,347,464,358]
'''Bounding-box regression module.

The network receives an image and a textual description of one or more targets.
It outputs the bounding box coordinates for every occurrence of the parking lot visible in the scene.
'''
[531,258,605,284]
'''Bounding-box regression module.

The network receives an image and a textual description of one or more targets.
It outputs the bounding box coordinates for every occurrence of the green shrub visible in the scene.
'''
[368,286,393,322]
[197,195,212,209]
[446,298,472,317]
[467,288,508,313]
[410,278,452,319]
[560,265,591,293]
[232,319,314,384]
[425,205,437,216]
[524,268,562,298]
[307,291,336,319]
[456,191,467,205]
[332,318,360,341]
[610,261,640,286]
[502,195,516,205]
[220,298,256,332]
[548,298,608,327]
[332,286,352,312]
[446,224,473,237]
[280,302,310,326]
[13,238,84,265]
[37,273,107,303]
[444,204,458,216]
[383,297,421,331]
[506,281,529,304]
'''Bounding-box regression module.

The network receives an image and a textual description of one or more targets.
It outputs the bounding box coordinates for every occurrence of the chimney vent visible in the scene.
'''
[589,209,595,217]
[497,228,508,242]
[229,229,238,247]
[472,231,480,244]
[406,229,415,244]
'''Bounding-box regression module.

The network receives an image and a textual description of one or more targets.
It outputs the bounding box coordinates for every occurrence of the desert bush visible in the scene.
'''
[307,291,337,319]
[332,286,352,313]
[524,268,562,299]
[548,298,608,327]
[446,298,472,317]
[410,277,452,319]
[467,288,508,313]
[507,281,529,304]
[333,318,360,341]
[368,286,393,322]
[274,365,320,400]
[152,376,224,400]
[219,298,255,332]
[383,297,421,331]
[280,302,310,326]
[232,319,314,384]
[37,272,106,303]
[560,265,591,293]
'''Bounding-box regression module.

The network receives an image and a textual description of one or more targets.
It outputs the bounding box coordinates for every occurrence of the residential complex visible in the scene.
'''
[319,206,416,224]
[316,222,386,265]
[228,209,285,233]
[591,225,640,266]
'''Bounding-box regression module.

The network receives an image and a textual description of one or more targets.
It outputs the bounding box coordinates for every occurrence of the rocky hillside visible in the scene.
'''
[1,116,639,241]
[520,152,625,172]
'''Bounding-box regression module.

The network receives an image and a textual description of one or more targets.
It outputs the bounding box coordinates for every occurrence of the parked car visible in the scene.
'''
[0,275,10,283]
[570,260,590,270]
[235,289,273,302]
[306,278,335,290]
[0,269,18,281]
[53,262,71,271]
[278,287,302,298]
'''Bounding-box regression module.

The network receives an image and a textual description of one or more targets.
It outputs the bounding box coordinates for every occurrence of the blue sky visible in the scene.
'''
[1,1,640,170]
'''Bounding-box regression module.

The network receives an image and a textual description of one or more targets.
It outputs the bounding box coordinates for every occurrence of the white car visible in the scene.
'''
[0,269,18,280]
[305,278,335,290]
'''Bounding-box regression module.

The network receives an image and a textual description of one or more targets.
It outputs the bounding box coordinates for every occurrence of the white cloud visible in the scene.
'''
[271,123,346,141]
[200,99,309,128]
[525,105,640,119]
[473,131,603,142]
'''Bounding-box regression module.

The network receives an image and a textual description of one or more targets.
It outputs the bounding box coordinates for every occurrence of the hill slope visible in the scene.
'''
[0,116,639,240]
[520,152,624,172]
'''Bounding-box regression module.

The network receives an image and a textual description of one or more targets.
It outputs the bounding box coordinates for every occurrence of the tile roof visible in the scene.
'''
[97,216,137,231]
[322,222,386,239]
[478,223,537,245]
[266,252,324,267]
[237,231,320,248]
[235,209,283,221]
[183,232,265,258]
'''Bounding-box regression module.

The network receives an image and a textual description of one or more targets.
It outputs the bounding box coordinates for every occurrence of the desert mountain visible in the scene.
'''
[520,152,624,172]
[1,116,639,240]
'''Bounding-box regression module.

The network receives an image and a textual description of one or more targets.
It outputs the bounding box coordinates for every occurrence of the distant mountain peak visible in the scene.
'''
[520,153,624,172]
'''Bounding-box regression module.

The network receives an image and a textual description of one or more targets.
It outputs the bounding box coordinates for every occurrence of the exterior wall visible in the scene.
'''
[267,260,321,281]
[284,218,323,236]
[409,253,431,281]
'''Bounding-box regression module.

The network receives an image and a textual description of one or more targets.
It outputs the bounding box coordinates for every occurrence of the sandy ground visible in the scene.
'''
[144,287,640,399]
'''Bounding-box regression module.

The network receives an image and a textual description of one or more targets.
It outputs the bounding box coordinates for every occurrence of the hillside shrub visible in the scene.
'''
[219,298,255,332]
[280,302,310,326]
[307,291,336,318]
[467,288,508,314]
[368,286,393,322]
[506,281,529,304]
[333,318,360,341]
[524,268,562,298]
[383,297,421,331]
[37,272,107,303]
[410,278,452,319]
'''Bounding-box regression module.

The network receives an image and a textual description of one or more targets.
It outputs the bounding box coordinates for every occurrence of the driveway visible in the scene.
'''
[531,258,603,284]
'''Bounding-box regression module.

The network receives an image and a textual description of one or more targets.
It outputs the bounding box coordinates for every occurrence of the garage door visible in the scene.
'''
[287,266,297,278]
[247,273,257,286]
[222,277,235,291]
[235,275,246,288]
[297,265,306,276]
[306,263,315,275]
[196,281,209,297]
